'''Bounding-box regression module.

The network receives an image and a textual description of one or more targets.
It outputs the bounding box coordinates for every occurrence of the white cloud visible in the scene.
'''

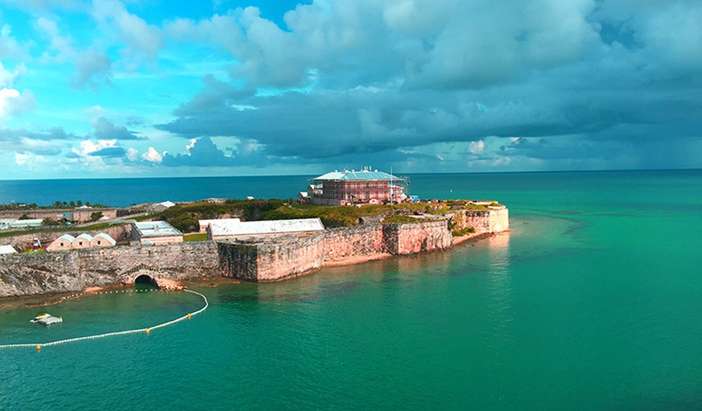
[92,0,162,60]
[142,146,162,163]
[35,17,75,62]
[72,139,117,157]
[469,140,485,154]
[0,24,26,59]
[126,147,138,161]
[0,88,35,119]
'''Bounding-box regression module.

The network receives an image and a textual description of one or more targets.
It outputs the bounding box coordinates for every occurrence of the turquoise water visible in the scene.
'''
[1,170,702,410]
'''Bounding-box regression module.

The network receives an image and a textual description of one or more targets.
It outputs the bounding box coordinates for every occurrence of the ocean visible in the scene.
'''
[1,170,701,410]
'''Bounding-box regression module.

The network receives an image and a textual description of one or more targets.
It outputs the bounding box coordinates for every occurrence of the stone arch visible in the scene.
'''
[133,273,160,288]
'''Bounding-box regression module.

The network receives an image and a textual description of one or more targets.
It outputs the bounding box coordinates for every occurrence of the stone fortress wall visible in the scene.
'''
[0,242,217,297]
[0,207,509,296]
[218,208,507,282]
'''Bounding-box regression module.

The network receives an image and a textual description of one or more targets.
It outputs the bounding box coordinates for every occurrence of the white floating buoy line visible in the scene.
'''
[0,289,208,351]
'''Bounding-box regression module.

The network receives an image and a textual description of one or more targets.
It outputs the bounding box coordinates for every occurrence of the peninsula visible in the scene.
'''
[0,169,509,298]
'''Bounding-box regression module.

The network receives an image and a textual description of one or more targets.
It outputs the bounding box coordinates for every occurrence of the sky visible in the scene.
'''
[0,0,701,179]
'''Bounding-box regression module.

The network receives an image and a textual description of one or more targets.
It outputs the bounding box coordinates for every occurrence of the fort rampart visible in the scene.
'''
[0,207,509,296]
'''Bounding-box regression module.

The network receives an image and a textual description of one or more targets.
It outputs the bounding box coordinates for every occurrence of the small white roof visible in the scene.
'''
[157,201,176,208]
[134,221,182,238]
[76,233,94,241]
[55,234,76,242]
[209,218,325,237]
[94,232,117,245]
[9,219,43,225]
[0,245,17,254]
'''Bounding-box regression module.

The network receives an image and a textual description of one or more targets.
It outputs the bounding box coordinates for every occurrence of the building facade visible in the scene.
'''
[207,218,325,241]
[132,221,183,245]
[307,169,407,206]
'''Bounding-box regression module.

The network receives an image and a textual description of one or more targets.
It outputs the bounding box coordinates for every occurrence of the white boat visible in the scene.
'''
[30,313,63,326]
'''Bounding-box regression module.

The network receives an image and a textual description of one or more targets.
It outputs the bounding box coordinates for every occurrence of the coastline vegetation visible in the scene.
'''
[157,200,501,232]
[0,201,107,210]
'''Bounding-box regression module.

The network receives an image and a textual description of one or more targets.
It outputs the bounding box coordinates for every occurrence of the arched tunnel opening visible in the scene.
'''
[134,274,160,289]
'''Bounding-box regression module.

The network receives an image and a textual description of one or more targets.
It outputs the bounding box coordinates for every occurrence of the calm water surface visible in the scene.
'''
[1,170,701,410]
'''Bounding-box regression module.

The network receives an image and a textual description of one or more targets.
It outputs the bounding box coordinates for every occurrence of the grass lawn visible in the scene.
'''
[183,232,208,242]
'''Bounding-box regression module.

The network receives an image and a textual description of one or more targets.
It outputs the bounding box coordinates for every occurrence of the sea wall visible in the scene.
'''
[449,207,510,234]
[219,235,323,281]
[219,220,455,281]
[0,242,218,297]
[0,206,511,295]
[383,220,453,255]
[1,223,133,250]
[321,224,386,261]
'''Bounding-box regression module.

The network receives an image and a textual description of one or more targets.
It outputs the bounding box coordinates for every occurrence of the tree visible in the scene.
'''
[90,211,104,222]
[42,218,61,226]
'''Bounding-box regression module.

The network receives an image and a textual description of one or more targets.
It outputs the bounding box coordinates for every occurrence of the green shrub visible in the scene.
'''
[451,226,476,237]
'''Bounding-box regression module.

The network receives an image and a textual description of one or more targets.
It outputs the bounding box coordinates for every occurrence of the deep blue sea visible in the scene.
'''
[1,170,702,410]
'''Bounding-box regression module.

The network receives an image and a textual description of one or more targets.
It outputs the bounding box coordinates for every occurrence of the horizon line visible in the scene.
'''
[1,166,700,183]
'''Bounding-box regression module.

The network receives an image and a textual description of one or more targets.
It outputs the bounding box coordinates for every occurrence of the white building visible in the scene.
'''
[74,233,94,249]
[133,221,183,245]
[46,232,116,252]
[92,232,117,247]
[0,245,17,255]
[207,218,325,241]
[0,219,43,230]
[198,218,240,233]
[47,234,76,252]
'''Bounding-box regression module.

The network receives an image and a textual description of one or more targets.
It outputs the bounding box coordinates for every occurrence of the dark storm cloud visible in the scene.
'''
[88,146,126,157]
[155,0,702,169]
[93,117,143,140]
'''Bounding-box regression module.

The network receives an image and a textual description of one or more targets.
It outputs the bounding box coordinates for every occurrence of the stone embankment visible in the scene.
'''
[0,242,217,297]
[218,207,508,282]
[0,206,509,296]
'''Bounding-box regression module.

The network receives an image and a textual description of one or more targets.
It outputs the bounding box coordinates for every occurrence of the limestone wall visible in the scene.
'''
[383,220,453,255]
[219,236,323,282]
[219,220,454,281]
[0,242,218,297]
[321,224,386,261]
[449,207,510,234]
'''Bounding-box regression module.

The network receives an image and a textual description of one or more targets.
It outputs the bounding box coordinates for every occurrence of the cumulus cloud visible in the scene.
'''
[0,24,27,59]
[142,147,163,163]
[154,0,702,170]
[92,0,162,60]
[5,0,702,174]
[33,15,112,88]
[160,136,270,167]
[93,117,142,140]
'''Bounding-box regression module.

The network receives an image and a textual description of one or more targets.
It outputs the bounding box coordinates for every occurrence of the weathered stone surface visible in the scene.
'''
[0,242,218,297]
[383,220,453,255]
[448,207,509,233]
[220,220,456,281]
[321,224,386,261]
[219,235,323,281]
[0,206,511,294]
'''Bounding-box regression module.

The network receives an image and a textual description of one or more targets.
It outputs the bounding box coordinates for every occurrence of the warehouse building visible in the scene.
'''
[207,218,324,241]
[133,221,183,245]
